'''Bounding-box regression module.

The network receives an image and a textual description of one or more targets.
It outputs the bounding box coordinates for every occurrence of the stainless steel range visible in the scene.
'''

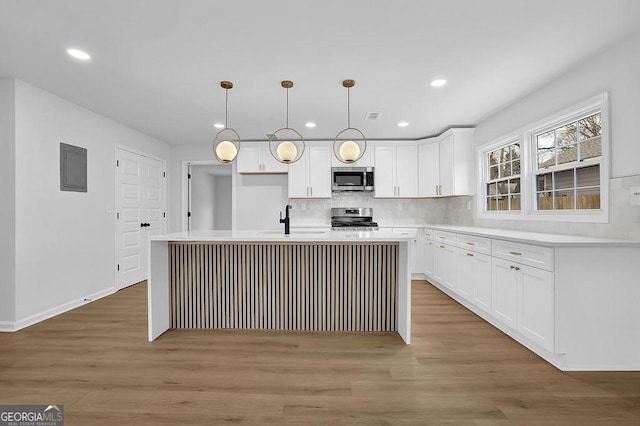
[331,207,379,231]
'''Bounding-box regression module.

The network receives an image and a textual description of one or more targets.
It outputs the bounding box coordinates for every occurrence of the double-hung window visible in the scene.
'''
[485,141,521,211]
[478,93,608,223]
[533,111,602,211]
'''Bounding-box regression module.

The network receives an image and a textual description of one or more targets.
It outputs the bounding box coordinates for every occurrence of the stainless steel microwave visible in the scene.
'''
[331,167,374,192]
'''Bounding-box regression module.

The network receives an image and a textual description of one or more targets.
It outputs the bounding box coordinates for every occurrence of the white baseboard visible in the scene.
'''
[7,287,116,332]
[0,321,15,332]
[421,278,568,371]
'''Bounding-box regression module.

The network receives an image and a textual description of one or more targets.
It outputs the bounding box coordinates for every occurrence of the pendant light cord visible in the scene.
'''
[286,87,289,128]
[347,86,351,129]
[225,89,229,128]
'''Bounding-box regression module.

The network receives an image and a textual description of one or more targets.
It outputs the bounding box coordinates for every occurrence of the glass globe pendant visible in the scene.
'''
[212,81,241,163]
[333,79,367,164]
[269,80,306,164]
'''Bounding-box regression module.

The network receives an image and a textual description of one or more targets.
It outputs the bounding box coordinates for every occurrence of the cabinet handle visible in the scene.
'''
[310,187,313,197]
[466,242,475,246]
[397,186,400,196]
[439,236,446,240]
[509,265,521,271]
[466,253,474,257]
[435,185,439,195]
[509,251,522,256]
[439,245,445,249]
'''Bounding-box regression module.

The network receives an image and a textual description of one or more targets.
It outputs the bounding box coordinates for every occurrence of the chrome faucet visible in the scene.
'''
[279,204,292,235]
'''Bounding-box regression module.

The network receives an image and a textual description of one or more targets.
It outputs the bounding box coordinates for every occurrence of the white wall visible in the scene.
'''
[214,176,232,230]
[12,79,170,326]
[190,168,216,231]
[475,30,640,179]
[235,173,289,230]
[168,144,287,232]
[473,30,640,239]
[0,79,16,325]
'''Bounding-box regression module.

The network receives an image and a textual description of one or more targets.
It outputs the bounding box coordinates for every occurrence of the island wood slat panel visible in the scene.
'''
[168,242,398,332]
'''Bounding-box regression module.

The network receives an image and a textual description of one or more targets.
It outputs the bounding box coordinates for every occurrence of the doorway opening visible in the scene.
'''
[186,163,233,231]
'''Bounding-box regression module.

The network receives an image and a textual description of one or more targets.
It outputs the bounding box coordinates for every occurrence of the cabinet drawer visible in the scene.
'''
[456,234,491,255]
[434,230,456,244]
[492,239,554,271]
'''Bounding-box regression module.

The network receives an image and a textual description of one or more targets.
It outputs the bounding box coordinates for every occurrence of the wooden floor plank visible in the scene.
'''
[1,280,640,424]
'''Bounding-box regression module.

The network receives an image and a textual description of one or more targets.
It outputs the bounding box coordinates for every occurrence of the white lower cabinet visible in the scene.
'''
[424,228,555,354]
[457,247,491,313]
[492,257,519,330]
[433,242,456,290]
[518,265,554,352]
[424,239,435,277]
[392,228,422,275]
[492,257,554,352]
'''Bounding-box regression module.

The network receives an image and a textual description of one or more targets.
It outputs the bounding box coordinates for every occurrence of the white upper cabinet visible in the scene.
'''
[374,145,418,198]
[237,143,288,174]
[330,144,375,167]
[418,128,475,197]
[418,142,439,197]
[288,145,332,198]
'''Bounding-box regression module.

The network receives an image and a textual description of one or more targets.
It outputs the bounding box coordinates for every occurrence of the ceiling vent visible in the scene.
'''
[266,133,278,140]
[365,112,381,121]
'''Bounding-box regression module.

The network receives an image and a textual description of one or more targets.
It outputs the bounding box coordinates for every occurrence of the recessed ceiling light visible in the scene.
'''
[66,48,91,60]
[398,122,409,128]
[430,78,447,87]
[305,122,316,128]
[214,123,224,129]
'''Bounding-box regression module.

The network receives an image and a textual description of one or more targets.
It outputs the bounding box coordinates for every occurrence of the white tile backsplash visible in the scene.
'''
[289,174,640,240]
[473,174,640,241]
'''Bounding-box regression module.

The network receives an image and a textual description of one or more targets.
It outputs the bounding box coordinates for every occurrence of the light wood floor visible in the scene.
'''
[1,281,639,425]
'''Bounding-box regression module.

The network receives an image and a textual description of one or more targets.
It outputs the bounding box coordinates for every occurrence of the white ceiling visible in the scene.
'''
[1,0,640,145]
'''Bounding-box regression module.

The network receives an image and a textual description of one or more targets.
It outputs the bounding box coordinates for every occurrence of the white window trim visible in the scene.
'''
[476,133,522,217]
[476,92,610,224]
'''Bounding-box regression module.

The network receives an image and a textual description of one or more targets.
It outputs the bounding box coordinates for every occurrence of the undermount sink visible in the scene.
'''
[259,230,327,235]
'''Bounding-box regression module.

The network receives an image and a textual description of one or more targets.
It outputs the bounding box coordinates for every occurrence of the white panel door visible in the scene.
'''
[143,157,166,241]
[116,150,145,288]
[116,149,166,290]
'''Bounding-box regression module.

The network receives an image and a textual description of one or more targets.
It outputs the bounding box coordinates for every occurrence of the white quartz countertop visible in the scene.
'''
[418,224,640,247]
[150,230,413,242]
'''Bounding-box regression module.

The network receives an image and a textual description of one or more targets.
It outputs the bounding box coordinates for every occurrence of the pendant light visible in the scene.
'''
[269,80,305,164]
[333,79,367,163]
[212,81,241,163]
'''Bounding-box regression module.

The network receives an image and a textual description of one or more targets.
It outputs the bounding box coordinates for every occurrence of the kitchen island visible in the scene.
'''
[147,230,413,343]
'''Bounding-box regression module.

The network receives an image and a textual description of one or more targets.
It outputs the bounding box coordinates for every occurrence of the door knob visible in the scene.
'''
[140,223,151,227]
